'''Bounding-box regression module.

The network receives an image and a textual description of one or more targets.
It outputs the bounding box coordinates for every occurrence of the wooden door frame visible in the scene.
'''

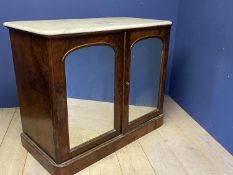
[49,32,124,161]
[122,26,171,132]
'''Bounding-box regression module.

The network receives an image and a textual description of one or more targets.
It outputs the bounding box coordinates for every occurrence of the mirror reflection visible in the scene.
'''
[65,45,115,149]
[129,37,163,122]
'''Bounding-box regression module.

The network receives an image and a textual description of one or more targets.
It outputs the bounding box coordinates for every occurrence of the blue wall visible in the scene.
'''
[130,38,163,106]
[0,0,179,107]
[170,0,233,154]
[65,46,115,102]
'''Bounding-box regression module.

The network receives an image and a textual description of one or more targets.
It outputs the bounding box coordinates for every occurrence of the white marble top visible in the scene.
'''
[3,17,172,36]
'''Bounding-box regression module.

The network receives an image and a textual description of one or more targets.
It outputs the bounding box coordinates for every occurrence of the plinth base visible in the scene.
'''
[21,115,163,175]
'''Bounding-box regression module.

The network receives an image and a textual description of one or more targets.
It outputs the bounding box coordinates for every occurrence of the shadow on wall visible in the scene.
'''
[170,46,217,120]
[170,0,233,154]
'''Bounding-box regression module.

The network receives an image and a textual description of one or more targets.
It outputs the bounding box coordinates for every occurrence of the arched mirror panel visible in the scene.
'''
[65,45,115,149]
[129,37,163,122]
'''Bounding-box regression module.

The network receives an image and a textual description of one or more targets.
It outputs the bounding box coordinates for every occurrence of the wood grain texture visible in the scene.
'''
[88,153,122,175]
[0,96,232,175]
[163,97,233,175]
[139,131,188,175]
[23,154,49,175]
[0,109,27,175]
[9,30,56,160]
[0,108,16,144]
[116,141,156,175]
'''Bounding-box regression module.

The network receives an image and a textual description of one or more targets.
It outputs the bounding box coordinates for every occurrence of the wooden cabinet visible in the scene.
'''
[4,17,171,175]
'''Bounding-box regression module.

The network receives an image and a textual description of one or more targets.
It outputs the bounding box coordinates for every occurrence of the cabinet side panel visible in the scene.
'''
[9,30,56,159]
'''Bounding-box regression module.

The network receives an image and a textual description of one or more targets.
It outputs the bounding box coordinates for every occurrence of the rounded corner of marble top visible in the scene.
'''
[3,22,10,28]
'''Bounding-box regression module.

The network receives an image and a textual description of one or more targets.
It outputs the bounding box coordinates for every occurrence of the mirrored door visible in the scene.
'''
[128,37,163,123]
[65,45,115,149]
